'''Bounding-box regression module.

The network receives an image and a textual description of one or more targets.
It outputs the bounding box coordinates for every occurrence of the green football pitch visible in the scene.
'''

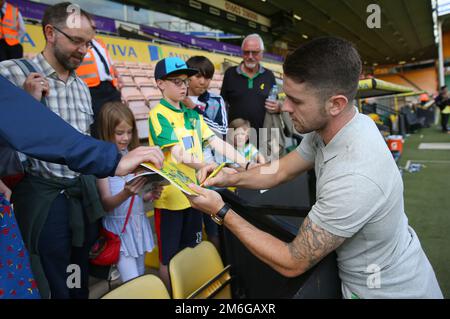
[398,125,450,298]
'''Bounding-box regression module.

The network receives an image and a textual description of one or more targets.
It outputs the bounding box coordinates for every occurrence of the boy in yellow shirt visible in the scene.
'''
[148,57,246,290]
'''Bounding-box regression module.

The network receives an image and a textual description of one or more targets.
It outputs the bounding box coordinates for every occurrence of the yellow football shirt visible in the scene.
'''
[148,99,215,210]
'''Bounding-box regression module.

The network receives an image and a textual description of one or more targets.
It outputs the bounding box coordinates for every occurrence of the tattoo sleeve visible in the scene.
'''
[286,216,345,271]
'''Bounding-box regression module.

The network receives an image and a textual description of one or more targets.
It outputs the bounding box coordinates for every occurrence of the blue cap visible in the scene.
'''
[154,57,198,80]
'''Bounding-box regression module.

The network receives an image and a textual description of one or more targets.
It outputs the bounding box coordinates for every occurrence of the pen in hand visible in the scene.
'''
[200,162,226,187]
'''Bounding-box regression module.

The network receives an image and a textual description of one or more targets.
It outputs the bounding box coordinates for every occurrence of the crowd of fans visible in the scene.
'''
[0,1,286,299]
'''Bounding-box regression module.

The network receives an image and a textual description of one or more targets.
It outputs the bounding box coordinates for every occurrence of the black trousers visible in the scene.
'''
[89,81,122,138]
[38,193,97,299]
[0,39,23,62]
[441,113,449,132]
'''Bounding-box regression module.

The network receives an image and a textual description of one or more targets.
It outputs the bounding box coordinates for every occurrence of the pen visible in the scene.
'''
[200,162,226,187]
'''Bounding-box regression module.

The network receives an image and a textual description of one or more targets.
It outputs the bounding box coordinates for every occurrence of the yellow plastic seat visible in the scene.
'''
[144,246,160,270]
[101,274,170,299]
[169,241,231,299]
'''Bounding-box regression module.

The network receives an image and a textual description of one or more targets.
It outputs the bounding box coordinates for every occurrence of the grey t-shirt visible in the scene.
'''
[297,109,442,299]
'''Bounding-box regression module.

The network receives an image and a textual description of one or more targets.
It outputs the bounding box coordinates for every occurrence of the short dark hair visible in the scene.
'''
[186,56,215,79]
[283,36,362,102]
[42,2,94,36]
[440,85,447,91]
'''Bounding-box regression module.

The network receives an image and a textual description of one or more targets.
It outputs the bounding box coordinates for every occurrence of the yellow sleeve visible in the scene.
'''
[200,115,215,142]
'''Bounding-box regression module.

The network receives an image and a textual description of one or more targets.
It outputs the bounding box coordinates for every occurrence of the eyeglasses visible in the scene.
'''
[243,50,261,56]
[52,25,93,49]
[165,78,189,87]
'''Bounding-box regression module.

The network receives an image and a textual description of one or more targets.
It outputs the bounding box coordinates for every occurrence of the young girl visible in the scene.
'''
[228,118,266,164]
[96,102,161,283]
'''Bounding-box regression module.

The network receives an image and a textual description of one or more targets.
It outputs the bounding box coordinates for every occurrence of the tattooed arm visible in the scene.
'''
[223,212,345,277]
[187,184,345,278]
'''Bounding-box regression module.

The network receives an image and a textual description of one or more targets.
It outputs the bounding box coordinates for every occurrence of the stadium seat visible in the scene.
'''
[140,86,162,100]
[147,98,161,110]
[125,61,140,69]
[112,61,125,68]
[134,76,153,88]
[114,66,131,77]
[144,246,160,270]
[101,274,170,299]
[126,99,149,117]
[139,62,153,70]
[118,75,134,87]
[169,241,232,299]
[130,68,149,77]
[121,86,144,100]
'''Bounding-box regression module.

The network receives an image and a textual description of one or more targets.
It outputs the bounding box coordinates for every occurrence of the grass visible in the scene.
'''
[398,125,450,298]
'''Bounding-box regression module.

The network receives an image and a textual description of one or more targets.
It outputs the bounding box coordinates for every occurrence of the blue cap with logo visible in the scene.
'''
[154,57,198,80]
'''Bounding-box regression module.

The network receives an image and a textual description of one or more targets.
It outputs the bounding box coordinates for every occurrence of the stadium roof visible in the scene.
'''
[120,0,437,66]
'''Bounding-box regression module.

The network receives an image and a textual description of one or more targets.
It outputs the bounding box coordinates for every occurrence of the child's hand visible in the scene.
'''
[143,185,163,202]
[124,176,146,196]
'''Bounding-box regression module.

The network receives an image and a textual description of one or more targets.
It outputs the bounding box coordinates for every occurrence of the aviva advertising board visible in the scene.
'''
[21,23,283,75]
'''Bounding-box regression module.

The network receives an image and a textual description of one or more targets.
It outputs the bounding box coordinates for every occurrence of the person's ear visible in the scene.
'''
[43,24,56,43]
[156,79,165,91]
[328,95,348,116]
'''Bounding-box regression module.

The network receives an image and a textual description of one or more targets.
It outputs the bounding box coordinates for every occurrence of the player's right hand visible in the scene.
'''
[197,163,237,188]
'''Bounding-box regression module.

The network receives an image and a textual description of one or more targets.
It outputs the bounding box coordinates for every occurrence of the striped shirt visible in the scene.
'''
[188,91,228,136]
[0,53,93,179]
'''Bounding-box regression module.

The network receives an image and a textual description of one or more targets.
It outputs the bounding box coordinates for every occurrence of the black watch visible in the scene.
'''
[211,203,230,225]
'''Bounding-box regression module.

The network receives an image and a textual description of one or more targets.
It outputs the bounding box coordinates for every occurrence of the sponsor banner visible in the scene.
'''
[22,24,283,74]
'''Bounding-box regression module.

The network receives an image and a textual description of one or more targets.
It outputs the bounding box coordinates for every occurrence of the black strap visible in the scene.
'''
[13,59,47,106]
[91,42,110,75]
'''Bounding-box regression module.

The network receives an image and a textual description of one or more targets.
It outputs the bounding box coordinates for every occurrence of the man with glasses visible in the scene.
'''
[0,2,98,299]
[221,34,279,133]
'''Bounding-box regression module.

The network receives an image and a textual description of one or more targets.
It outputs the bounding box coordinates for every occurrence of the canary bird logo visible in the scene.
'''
[260,83,265,90]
